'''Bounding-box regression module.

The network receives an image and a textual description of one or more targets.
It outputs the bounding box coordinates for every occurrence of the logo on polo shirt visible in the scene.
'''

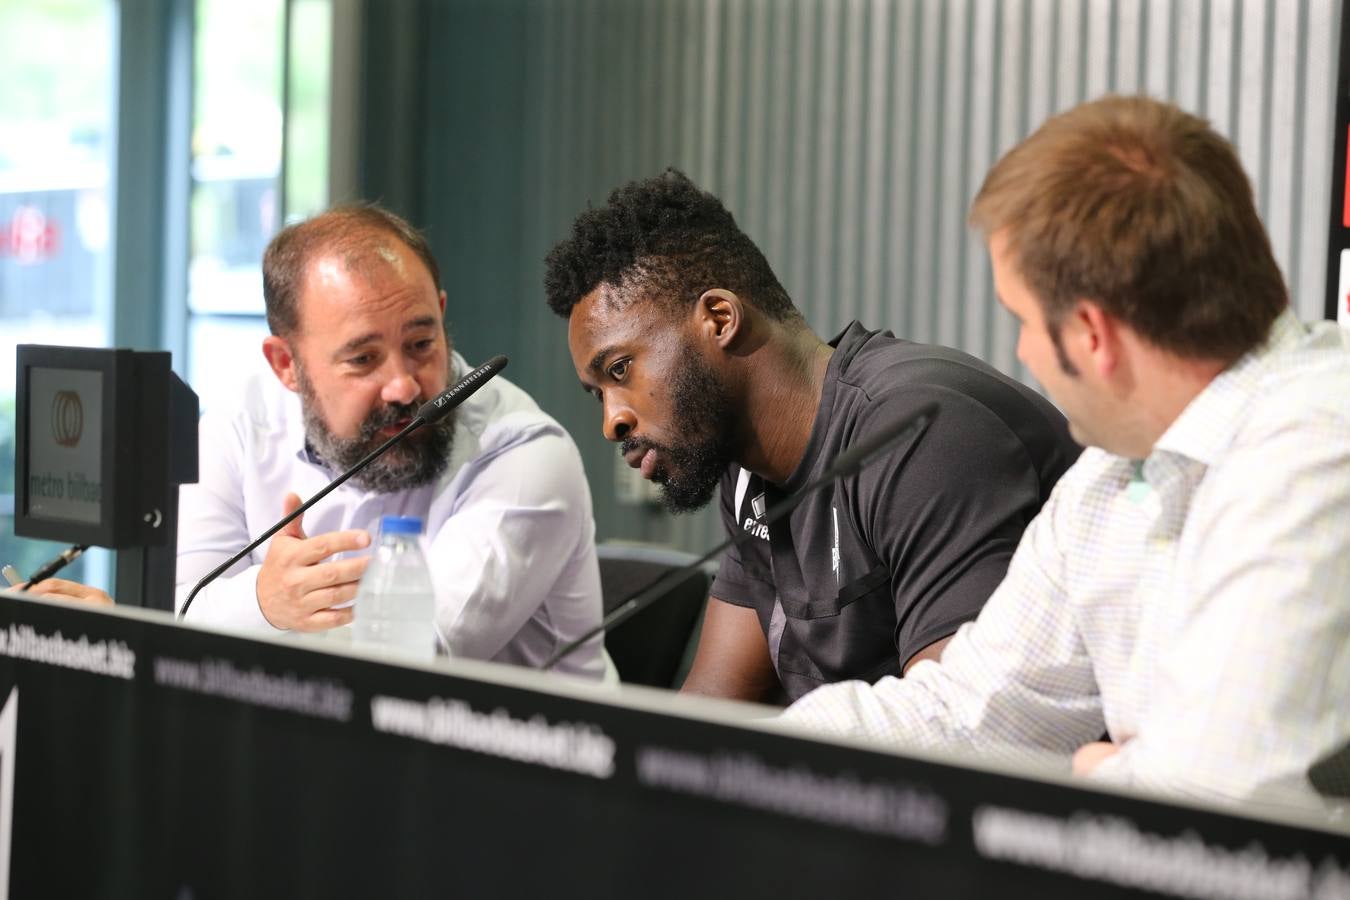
[742,492,769,542]
[734,471,769,542]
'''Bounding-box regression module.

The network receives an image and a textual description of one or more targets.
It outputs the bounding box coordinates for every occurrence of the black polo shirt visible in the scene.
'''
[710,322,1080,702]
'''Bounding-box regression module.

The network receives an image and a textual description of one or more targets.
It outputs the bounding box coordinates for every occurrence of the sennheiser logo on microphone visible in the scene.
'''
[436,363,494,407]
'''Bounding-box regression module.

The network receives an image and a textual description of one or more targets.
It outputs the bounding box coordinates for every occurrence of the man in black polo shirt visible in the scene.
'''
[545,170,1079,703]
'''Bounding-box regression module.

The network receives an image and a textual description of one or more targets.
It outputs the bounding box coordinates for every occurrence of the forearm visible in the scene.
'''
[679,596,782,702]
[783,609,1104,756]
[680,658,782,703]
[428,425,600,661]
[430,501,582,660]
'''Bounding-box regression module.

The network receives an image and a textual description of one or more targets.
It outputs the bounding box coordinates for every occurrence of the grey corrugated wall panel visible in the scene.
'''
[368,0,1344,555]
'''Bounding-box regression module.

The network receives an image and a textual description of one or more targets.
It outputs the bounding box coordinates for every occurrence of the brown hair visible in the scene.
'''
[262,203,442,337]
[970,95,1287,364]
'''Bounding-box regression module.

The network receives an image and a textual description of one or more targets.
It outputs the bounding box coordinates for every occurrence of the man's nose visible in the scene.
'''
[603,398,635,443]
[381,364,421,406]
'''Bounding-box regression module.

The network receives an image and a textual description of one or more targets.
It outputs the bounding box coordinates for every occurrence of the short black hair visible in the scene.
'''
[544,169,797,321]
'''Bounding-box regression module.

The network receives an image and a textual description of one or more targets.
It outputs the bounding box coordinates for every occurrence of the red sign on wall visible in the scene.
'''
[0,206,61,264]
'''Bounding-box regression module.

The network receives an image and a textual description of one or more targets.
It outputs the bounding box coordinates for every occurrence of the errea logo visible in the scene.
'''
[734,473,770,542]
[743,492,769,541]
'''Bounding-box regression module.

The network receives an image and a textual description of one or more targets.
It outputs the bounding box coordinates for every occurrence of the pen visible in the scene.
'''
[23,545,89,588]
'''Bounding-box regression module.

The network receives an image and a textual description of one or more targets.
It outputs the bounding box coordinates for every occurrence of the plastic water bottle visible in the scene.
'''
[353,516,440,662]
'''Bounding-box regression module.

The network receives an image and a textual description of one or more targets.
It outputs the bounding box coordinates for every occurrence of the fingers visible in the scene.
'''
[22,578,114,607]
[279,492,307,540]
[291,558,369,603]
[257,544,369,632]
[1071,741,1120,776]
[319,555,369,588]
[25,577,77,598]
[258,491,374,631]
[19,579,57,597]
[293,530,371,567]
[294,604,355,633]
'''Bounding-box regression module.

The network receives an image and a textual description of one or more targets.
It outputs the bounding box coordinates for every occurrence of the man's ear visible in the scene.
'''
[262,335,301,393]
[438,289,447,315]
[1071,299,1122,378]
[694,289,744,350]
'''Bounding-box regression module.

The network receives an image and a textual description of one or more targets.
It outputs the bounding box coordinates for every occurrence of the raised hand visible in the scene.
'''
[256,492,371,631]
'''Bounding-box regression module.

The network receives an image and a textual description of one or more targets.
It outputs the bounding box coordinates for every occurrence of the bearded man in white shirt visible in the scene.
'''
[783,95,1350,811]
[167,204,607,677]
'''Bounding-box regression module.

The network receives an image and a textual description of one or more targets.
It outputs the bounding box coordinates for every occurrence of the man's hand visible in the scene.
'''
[20,578,114,607]
[256,493,371,631]
[1072,741,1120,776]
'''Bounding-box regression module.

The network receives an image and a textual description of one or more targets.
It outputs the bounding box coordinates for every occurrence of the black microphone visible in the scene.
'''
[544,401,939,670]
[177,355,509,619]
[1309,738,1350,799]
[19,544,88,588]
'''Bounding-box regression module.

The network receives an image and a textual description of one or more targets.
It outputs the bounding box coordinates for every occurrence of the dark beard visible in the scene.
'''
[620,348,736,514]
[296,366,455,494]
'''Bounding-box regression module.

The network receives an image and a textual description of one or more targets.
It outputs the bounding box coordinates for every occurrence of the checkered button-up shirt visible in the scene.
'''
[782,310,1350,812]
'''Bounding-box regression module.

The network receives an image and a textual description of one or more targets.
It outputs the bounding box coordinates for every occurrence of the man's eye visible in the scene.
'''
[348,354,373,367]
[607,359,629,380]
[411,339,435,352]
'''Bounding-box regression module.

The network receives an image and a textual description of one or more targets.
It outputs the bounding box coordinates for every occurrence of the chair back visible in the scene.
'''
[595,543,710,688]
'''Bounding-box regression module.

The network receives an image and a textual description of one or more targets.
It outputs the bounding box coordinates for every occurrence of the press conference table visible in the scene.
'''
[0,589,1345,899]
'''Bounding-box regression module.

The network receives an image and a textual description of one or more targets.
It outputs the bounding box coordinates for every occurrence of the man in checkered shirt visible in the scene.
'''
[783,95,1350,813]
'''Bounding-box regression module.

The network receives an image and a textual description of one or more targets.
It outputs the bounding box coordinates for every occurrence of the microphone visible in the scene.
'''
[544,401,939,670]
[177,355,509,619]
[1309,738,1350,799]
[20,544,89,588]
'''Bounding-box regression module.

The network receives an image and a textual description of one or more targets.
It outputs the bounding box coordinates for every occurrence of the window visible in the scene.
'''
[1,0,336,593]
[187,0,333,414]
[186,0,285,410]
[0,0,115,588]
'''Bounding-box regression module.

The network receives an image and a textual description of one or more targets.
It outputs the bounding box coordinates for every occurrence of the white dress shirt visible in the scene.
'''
[176,353,608,680]
[783,311,1350,812]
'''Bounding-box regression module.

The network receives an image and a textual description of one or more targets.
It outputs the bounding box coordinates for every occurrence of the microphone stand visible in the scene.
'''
[544,402,938,670]
[14,544,88,588]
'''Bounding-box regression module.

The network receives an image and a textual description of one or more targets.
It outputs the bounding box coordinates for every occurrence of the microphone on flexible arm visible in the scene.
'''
[544,401,939,670]
[1308,738,1350,799]
[177,355,509,620]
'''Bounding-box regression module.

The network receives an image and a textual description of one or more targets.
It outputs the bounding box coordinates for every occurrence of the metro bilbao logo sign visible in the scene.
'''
[50,391,82,448]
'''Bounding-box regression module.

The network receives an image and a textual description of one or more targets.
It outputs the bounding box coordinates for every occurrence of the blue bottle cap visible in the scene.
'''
[380,515,424,535]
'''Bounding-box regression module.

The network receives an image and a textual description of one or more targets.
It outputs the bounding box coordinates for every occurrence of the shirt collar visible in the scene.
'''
[1150,307,1304,468]
[775,321,879,492]
[828,320,890,355]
